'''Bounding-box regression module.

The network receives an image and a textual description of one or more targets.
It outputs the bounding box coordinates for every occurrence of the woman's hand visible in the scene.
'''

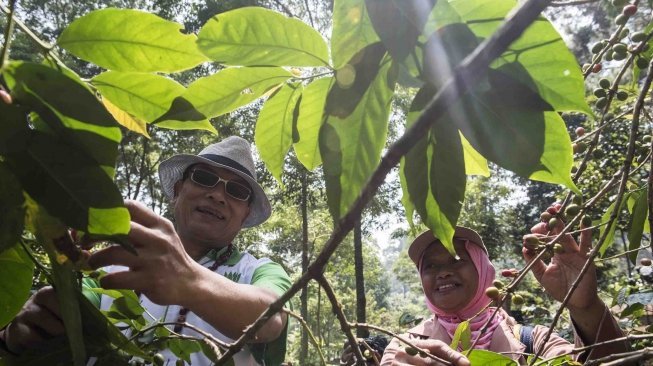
[523,203,599,310]
[1,287,64,354]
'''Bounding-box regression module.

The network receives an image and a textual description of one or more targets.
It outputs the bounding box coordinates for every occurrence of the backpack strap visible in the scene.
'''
[520,325,535,354]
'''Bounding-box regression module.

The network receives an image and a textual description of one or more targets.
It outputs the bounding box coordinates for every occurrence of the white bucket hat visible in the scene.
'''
[158,136,271,227]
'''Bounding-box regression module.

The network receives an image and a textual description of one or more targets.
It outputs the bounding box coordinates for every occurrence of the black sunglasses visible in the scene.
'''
[189,169,252,201]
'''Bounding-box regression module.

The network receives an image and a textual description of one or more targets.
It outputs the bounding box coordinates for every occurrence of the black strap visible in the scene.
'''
[520,325,535,354]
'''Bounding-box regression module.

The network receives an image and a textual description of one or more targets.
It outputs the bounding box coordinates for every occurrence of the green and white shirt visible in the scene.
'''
[85,247,291,366]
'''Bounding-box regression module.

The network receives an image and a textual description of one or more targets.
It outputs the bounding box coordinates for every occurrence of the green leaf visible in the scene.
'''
[326,42,387,118]
[197,7,329,67]
[365,0,436,62]
[151,97,216,134]
[0,98,30,155]
[320,59,396,220]
[3,62,121,170]
[447,0,591,114]
[166,338,202,363]
[461,133,489,177]
[255,83,304,183]
[180,67,292,119]
[102,98,150,137]
[0,245,34,329]
[467,349,517,365]
[0,164,25,253]
[5,132,129,236]
[331,0,380,69]
[450,320,470,351]
[401,85,466,254]
[599,198,628,257]
[57,8,207,72]
[92,71,185,123]
[294,77,333,170]
[628,187,648,264]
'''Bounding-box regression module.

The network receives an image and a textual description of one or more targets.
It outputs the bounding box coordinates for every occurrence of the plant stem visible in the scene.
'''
[0,0,17,70]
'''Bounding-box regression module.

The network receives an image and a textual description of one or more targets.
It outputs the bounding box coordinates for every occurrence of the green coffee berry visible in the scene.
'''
[596,97,608,109]
[581,215,592,227]
[612,0,627,7]
[591,42,604,54]
[615,14,629,25]
[572,195,582,205]
[599,78,611,89]
[593,88,607,98]
[540,211,553,222]
[548,217,559,230]
[617,90,629,101]
[493,280,504,289]
[512,294,525,305]
[620,28,630,39]
[632,32,647,42]
[405,346,419,356]
[613,51,628,60]
[485,286,501,299]
[637,57,650,69]
[553,243,565,254]
[593,149,604,159]
[613,43,628,54]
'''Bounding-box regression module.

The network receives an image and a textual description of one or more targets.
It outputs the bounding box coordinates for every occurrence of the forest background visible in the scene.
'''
[1,0,652,364]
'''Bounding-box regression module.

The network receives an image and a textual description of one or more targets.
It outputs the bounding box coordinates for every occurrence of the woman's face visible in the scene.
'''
[420,239,479,313]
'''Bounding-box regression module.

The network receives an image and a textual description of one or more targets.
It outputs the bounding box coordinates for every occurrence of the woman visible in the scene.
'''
[381,205,628,365]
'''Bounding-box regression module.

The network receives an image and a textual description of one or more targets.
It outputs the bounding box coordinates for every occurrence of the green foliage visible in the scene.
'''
[58,8,208,72]
[0,245,34,329]
[197,7,330,67]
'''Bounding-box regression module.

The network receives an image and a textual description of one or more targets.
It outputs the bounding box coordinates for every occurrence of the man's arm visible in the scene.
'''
[88,200,287,342]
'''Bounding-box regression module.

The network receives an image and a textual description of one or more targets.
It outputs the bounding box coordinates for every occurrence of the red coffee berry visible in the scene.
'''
[0,90,12,105]
[623,4,637,16]
[575,127,585,137]
[592,63,602,73]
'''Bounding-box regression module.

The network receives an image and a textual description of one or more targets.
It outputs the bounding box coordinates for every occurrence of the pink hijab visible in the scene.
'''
[418,240,504,350]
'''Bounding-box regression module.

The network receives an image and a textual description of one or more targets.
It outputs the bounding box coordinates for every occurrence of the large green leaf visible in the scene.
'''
[331,0,380,69]
[599,197,628,257]
[0,98,30,155]
[461,133,489,177]
[5,132,129,236]
[197,7,329,67]
[0,245,34,329]
[325,42,387,118]
[628,188,648,264]
[255,83,304,183]
[3,62,121,170]
[365,0,436,62]
[320,59,396,220]
[92,71,185,122]
[401,85,466,253]
[447,0,591,114]
[176,67,292,119]
[467,349,517,365]
[0,164,25,254]
[57,8,207,72]
[294,77,334,170]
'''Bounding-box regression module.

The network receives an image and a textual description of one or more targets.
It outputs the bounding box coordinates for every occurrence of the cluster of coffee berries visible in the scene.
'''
[612,0,637,25]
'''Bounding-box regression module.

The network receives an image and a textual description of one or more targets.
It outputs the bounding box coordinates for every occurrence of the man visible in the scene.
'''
[0,136,292,365]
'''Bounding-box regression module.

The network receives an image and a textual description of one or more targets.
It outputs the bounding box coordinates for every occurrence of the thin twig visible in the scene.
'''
[550,0,598,6]
[284,309,327,366]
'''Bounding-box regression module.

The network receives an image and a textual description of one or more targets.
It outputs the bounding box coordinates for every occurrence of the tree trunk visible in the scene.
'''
[300,169,310,363]
[354,220,368,338]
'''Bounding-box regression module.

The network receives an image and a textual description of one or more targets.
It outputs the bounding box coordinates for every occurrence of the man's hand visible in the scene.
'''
[88,200,201,306]
[523,203,598,310]
[390,339,470,366]
[1,287,64,354]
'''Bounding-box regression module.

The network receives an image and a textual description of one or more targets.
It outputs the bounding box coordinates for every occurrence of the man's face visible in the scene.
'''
[173,163,251,248]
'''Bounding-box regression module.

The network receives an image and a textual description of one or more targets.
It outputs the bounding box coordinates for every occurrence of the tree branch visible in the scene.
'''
[0,0,17,69]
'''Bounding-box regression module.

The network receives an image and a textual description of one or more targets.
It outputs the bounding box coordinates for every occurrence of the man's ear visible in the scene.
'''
[172,180,183,201]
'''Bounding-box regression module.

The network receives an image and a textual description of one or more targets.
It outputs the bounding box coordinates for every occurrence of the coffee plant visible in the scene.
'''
[1,0,652,364]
